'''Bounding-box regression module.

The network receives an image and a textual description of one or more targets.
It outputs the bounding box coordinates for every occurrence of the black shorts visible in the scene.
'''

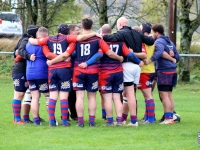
[124,82,134,87]
[157,85,173,92]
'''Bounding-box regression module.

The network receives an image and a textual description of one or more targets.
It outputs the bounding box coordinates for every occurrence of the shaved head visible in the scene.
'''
[102,24,112,35]
[117,17,128,30]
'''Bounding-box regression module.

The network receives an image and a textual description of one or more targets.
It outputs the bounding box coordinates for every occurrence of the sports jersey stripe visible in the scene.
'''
[48,61,72,70]
[74,64,99,74]
[48,36,66,43]
[78,37,100,44]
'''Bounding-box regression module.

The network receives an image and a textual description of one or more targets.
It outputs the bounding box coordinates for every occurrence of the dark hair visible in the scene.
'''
[27,25,38,38]
[151,24,164,35]
[58,24,69,35]
[81,18,93,30]
[142,22,152,34]
[68,24,79,31]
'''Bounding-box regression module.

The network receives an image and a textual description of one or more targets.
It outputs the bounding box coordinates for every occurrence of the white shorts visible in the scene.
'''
[122,62,141,84]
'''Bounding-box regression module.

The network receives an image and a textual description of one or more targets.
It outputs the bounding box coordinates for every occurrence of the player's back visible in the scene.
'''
[99,41,123,73]
[47,34,72,69]
[74,36,101,74]
[26,43,48,80]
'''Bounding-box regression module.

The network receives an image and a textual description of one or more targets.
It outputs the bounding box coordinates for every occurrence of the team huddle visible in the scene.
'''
[11,16,180,127]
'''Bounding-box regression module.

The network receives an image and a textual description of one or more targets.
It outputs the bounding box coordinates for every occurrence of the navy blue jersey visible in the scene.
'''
[99,42,130,73]
[47,35,69,55]
[74,36,110,74]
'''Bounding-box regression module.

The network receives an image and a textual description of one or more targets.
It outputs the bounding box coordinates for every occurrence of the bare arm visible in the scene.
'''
[29,38,39,45]
[76,33,101,41]
[105,50,123,62]
[134,52,147,60]
[47,52,70,66]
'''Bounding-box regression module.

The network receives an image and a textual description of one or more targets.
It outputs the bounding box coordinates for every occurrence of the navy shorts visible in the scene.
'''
[12,73,28,92]
[157,71,177,86]
[157,85,173,92]
[72,70,98,92]
[99,71,124,93]
[28,79,49,93]
[49,68,72,92]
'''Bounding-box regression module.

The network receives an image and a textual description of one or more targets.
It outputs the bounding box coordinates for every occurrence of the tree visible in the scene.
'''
[178,0,200,82]
[82,0,149,29]
[0,0,11,11]
[140,0,168,28]
[12,0,81,34]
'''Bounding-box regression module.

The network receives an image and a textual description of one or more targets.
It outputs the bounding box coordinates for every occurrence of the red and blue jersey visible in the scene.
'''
[72,36,109,74]
[99,42,131,74]
[38,34,76,70]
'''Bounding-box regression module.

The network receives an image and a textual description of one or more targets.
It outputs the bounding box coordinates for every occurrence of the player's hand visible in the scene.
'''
[95,33,102,39]
[46,60,52,66]
[144,59,151,65]
[169,50,174,57]
[64,57,71,62]
[78,62,88,69]
[172,58,176,63]
[15,49,19,56]
[129,48,133,52]
[139,61,144,67]
[119,56,124,63]
[30,54,36,61]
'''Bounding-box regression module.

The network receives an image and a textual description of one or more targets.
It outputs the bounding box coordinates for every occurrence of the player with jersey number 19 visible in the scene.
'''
[30,23,100,127]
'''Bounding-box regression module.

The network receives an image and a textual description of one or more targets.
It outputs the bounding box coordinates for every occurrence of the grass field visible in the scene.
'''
[0,77,200,150]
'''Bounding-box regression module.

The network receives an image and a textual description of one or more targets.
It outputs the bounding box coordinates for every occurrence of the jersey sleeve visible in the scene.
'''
[65,43,76,55]
[66,35,78,43]
[42,45,57,60]
[14,55,23,63]
[38,37,49,46]
[122,43,131,56]
[142,43,147,54]
[99,39,110,53]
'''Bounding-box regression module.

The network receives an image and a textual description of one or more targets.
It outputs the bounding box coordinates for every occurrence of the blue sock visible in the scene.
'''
[164,112,171,120]
[48,99,57,125]
[107,117,113,124]
[34,117,40,125]
[116,116,122,123]
[23,114,30,122]
[146,99,155,123]
[12,99,21,122]
[102,109,106,118]
[130,115,137,124]
[89,115,95,125]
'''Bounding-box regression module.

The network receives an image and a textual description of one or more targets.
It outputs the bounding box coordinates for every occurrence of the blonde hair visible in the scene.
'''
[37,27,48,38]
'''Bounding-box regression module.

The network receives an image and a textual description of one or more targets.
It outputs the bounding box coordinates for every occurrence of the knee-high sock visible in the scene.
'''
[12,99,21,122]
[60,99,69,125]
[48,99,56,125]
[146,99,155,123]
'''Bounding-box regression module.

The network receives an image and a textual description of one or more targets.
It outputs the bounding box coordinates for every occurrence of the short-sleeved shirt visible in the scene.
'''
[66,36,110,74]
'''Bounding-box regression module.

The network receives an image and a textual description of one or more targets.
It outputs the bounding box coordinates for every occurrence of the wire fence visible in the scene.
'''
[0,52,200,57]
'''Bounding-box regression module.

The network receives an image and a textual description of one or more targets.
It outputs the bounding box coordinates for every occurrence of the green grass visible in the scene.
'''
[0,77,200,150]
